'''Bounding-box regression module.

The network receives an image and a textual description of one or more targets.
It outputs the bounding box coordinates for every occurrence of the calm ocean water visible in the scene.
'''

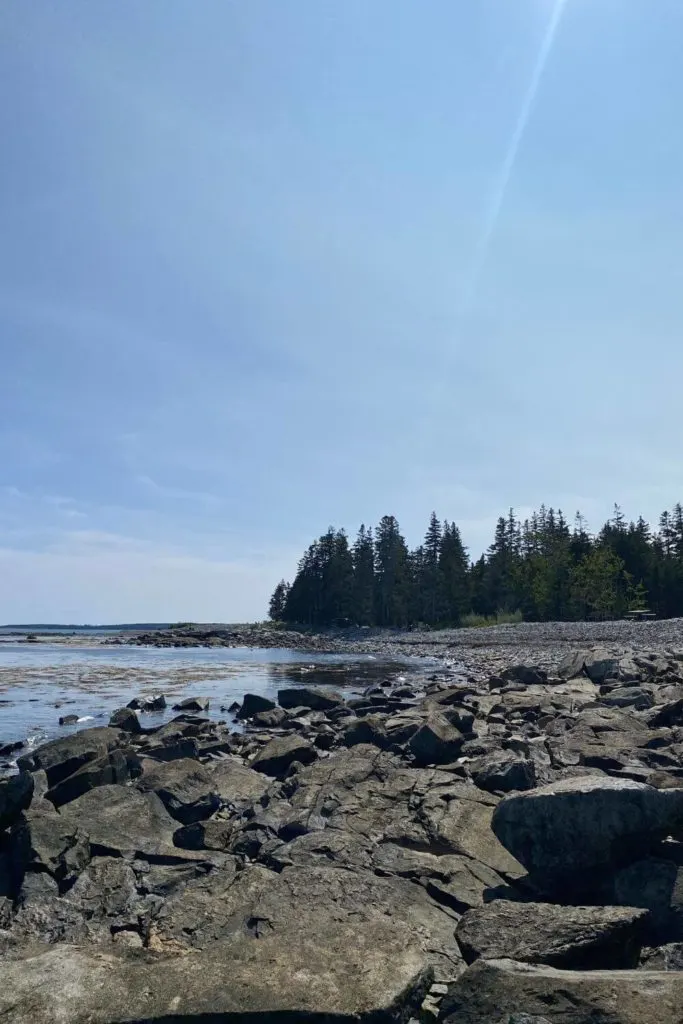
[0,642,419,767]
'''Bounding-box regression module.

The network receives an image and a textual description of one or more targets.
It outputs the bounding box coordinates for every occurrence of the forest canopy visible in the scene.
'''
[269,504,683,627]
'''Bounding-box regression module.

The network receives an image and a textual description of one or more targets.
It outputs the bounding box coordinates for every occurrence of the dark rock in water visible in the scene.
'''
[408,714,464,766]
[45,748,141,808]
[58,715,79,726]
[250,734,318,776]
[492,776,683,889]
[251,707,287,728]
[235,693,277,719]
[0,740,25,757]
[471,752,538,794]
[441,958,683,1024]
[108,707,142,734]
[172,696,209,712]
[501,665,547,687]
[0,771,34,830]
[277,686,344,712]
[127,694,166,712]
[456,900,648,969]
[18,728,123,787]
[136,758,220,825]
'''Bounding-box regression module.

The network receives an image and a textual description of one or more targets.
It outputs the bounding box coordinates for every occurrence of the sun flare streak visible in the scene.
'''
[460,0,569,311]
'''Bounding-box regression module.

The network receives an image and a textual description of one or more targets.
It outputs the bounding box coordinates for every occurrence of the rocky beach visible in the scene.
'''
[4,619,683,1020]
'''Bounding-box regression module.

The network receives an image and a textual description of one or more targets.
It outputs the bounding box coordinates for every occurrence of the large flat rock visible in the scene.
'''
[0,928,431,1023]
[153,860,464,983]
[456,900,649,968]
[492,775,683,885]
[441,958,683,1024]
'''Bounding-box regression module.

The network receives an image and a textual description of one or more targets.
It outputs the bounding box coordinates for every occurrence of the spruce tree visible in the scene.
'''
[268,580,290,621]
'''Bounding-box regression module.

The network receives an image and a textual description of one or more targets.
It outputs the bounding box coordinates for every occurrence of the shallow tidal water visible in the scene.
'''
[0,641,422,767]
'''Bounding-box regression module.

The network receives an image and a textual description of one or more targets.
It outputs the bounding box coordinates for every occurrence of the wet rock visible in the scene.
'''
[250,734,318,776]
[0,771,34,830]
[58,715,79,726]
[172,696,209,712]
[492,775,683,889]
[235,693,277,719]
[456,901,648,969]
[108,707,141,733]
[408,714,464,766]
[136,758,220,824]
[18,727,123,787]
[277,686,344,711]
[441,958,683,1024]
[127,694,166,712]
[0,740,25,758]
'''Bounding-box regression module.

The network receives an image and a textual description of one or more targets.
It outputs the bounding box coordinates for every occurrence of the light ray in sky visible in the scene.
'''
[459,0,569,311]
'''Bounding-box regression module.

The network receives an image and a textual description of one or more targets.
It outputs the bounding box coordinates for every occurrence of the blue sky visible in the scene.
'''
[2,0,683,622]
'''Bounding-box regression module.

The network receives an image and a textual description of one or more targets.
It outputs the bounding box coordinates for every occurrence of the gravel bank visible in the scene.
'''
[121,618,683,680]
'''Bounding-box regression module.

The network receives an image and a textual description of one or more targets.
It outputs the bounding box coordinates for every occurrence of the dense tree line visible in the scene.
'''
[269,504,683,626]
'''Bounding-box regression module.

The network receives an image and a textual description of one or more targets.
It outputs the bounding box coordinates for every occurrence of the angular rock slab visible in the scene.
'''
[250,733,317,776]
[135,758,220,824]
[492,775,683,884]
[456,900,648,968]
[0,771,34,830]
[154,860,464,982]
[441,958,683,1024]
[58,784,178,857]
[0,930,432,1023]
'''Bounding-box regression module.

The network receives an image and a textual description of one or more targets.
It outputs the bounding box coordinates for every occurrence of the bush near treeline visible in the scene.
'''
[269,504,683,627]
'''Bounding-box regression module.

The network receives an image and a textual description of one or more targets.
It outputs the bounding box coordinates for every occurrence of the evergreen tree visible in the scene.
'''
[352,525,375,625]
[439,521,470,623]
[268,580,290,621]
[419,512,445,624]
[374,515,410,627]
